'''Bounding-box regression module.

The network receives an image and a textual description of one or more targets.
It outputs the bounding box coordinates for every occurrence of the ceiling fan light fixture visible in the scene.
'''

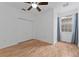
[32,3,37,8]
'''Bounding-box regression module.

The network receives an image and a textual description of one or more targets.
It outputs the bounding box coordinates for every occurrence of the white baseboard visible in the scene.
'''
[0,38,32,49]
[0,38,54,49]
[0,42,18,49]
[32,38,53,44]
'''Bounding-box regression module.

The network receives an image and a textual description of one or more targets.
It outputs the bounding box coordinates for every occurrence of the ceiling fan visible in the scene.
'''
[22,2,48,12]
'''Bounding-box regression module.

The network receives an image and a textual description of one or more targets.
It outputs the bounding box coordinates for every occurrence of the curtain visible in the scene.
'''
[57,17,60,41]
[72,13,78,45]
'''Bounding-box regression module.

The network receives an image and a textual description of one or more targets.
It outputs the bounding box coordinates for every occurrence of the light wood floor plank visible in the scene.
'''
[0,39,79,57]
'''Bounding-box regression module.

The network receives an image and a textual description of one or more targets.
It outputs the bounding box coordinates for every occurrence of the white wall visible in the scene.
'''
[32,8,54,43]
[0,3,32,48]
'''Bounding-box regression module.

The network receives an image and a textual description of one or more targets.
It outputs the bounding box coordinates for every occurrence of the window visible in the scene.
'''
[61,15,72,32]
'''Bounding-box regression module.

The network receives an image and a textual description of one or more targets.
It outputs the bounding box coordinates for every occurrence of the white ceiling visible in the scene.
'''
[4,2,62,16]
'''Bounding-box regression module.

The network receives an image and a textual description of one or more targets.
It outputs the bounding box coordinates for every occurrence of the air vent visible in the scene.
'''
[63,2,69,7]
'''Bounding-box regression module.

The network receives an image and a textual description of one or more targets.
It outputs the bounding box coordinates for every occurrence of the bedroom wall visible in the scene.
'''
[32,8,54,43]
[0,3,33,48]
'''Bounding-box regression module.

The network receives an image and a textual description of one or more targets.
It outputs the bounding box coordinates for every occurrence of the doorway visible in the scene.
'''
[57,12,78,45]
[60,15,73,43]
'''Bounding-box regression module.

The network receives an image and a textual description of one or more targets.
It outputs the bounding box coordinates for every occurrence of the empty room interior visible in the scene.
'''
[0,2,79,57]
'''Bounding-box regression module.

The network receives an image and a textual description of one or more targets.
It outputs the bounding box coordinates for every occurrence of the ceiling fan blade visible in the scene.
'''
[21,8,26,11]
[24,2,31,4]
[27,6,32,10]
[36,7,41,12]
[38,2,48,5]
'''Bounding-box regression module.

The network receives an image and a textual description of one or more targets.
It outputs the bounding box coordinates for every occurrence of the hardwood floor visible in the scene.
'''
[0,39,79,57]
